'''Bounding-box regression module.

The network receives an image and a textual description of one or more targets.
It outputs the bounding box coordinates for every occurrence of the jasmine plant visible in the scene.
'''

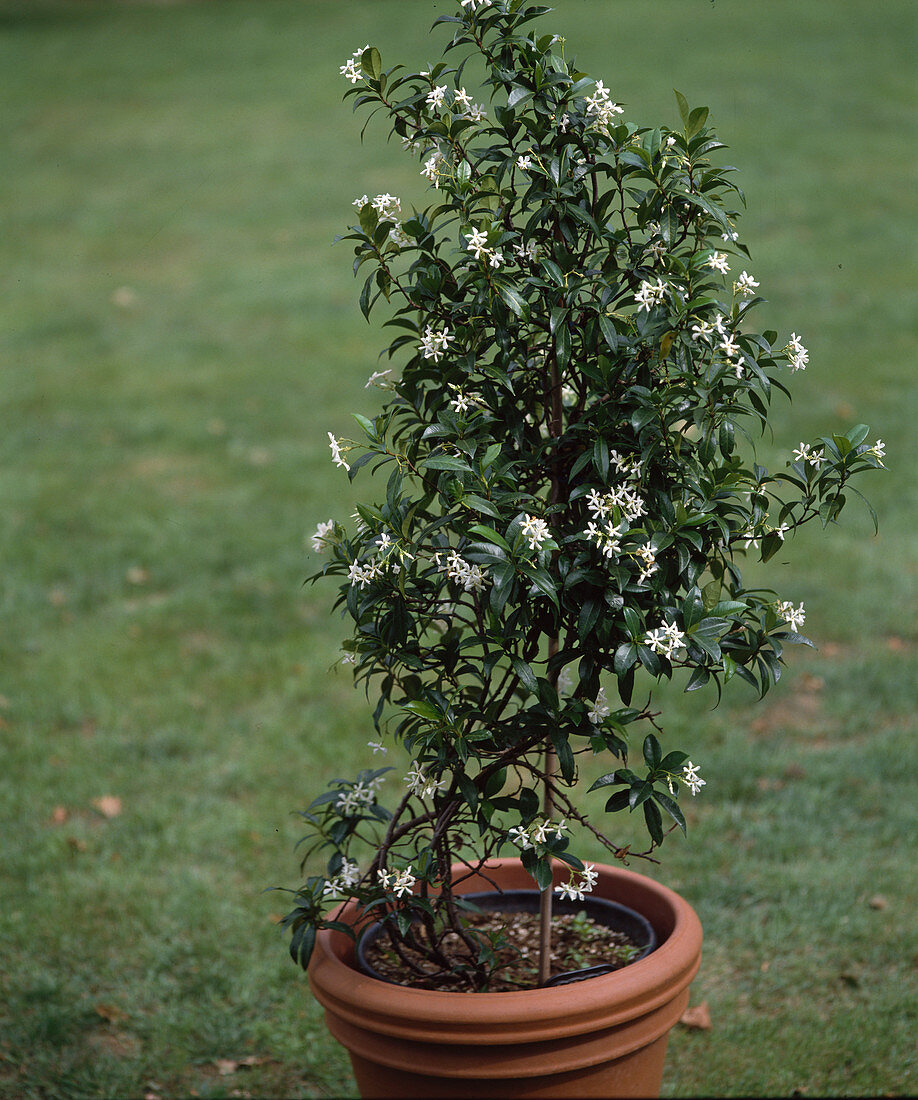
[282,0,882,991]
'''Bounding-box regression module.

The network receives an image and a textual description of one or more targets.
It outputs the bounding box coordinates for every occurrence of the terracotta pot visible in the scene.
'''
[308,857,702,1099]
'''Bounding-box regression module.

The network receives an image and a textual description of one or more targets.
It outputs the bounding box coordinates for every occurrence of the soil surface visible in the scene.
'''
[362,909,642,992]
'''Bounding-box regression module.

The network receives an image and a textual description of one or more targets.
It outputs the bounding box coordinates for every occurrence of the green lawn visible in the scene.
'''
[1,1,915,1097]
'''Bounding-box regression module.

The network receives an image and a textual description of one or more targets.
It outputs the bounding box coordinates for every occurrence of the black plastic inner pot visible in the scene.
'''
[356,889,657,988]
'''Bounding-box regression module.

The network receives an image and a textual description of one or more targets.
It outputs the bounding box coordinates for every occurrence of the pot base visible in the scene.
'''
[308,858,702,1099]
[347,1033,672,1099]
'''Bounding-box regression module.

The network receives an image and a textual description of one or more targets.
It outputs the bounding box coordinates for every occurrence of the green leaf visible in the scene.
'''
[684,666,710,692]
[289,922,316,970]
[352,412,375,439]
[623,605,643,639]
[552,731,576,784]
[510,655,538,695]
[686,105,709,139]
[496,282,527,317]
[507,85,534,110]
[598,313,622,351]
[674,89,690,127]
[846,423,871,448]
[643,798,664,844]
[653,790,686,835]
[467,524,511,551]
[682,587,705,630]
[603,789,631,813]
[425,455,472,472]
[400,700,442,721]
[361,47,381,81]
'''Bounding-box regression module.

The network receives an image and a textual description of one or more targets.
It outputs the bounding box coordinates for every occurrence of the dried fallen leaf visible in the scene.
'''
[679,1001,712,1030]
[215,1060,238,1076]
[126,567,149,586]
[869,895,888,910]
[94,1002,128,1024]
[92,796,123,819]
[51,806,69,825]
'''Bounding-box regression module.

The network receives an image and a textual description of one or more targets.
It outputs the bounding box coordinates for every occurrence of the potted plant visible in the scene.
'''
[280,2,883,1096]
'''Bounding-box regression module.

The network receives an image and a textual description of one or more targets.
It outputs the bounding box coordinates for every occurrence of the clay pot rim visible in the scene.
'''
[310,859,702,1031]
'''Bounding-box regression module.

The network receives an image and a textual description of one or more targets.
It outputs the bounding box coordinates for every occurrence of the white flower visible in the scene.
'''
[584,79,624,137]
[665,135,677,148]
[347,559,381,589]
[644,623,686,660]
[515,239,538,262]
[338,859,361,889]
[682,761,706,796]
[453,87,473,111]
[516,154,533,171]
[377,868,394,890]
[588,688,610,725]
[521,513,550,551]
[421,149,444,185]
[555,880,585,902]
[792,442,813,464]
[371,192,401,220]
[461,0,493,9]
[635,544,658,584]
[530,818,568,845]
[722,229,739,243]
[404,762,449,800]
[555,866,597,902]
[389,223,412,248]
[871,438,886,464]
[777,600,806,632]
[634,278,666,311]
[435,549,488,593]
[426,85,448,110]
[808,448,826,469]
[392,868,417,898]
[786,333,809,372]
[366,369,394,389]
[488,249,505,269]
[449,387,474,414]
[418,324,451,362]
[735,271,759,297]
[311,519,335,553]
[719,334,741,360]
[508,824,532,850]
[465,103,487,123]
[339,46,369,85]
[327,432,350,472]
[352,194,369,208]
[336,780,377,815]
[691,318,715,342]
[466,227,489,259]
[706,251,730,274]
[367,740,387,755]
[773,522,791,541]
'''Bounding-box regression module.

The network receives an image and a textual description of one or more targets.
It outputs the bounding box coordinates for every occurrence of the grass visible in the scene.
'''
[0,0,915,1096]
